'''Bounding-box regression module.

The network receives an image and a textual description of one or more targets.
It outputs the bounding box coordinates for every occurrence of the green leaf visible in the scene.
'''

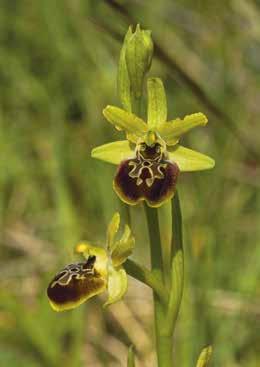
[104,266,128,307]
[111,224,135,267]
[125,24,153,99]
[91,140,134,165]
[103,105,148,137]
[164,193,184,334]
[127,345,136,367]
[165,250,184,333]
[158,112,208,145]
[168,145,215,171]
[107,212,120,251]
[196,346,213,367]
[147,78,167,128]
[118,26,133,112]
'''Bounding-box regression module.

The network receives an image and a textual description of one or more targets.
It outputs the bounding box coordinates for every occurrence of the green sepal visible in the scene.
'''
[104,266,128,307]
[103,105,148,138]
[168,145,215,172]
[158,112,208,146]
[107,212,120,251]
[111,224,135,267]
[91,140,134,165]
[125,24,153,99]
[196,346,213,367]
[147,77,167,128]
[127,345,136,367]
[118,26,133,112]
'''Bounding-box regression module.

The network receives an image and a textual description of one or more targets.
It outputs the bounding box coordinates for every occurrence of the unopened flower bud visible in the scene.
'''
[125,24,153,99]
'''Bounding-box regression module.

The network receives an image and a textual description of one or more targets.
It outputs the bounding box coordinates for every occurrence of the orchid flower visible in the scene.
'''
[47,213,134,311]
[92,78,215,207]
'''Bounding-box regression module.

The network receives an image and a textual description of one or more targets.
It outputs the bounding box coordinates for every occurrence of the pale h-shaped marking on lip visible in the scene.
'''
[128,160,167,187]
[128,142,167,187]
[50,260,96,288]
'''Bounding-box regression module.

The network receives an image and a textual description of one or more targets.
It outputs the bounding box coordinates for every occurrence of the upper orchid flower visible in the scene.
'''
[47,213,134,311]
[92,78,215,208]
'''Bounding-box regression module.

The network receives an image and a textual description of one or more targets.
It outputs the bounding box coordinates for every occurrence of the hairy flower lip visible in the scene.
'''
[47,256,107,312]
[113,142,180,208]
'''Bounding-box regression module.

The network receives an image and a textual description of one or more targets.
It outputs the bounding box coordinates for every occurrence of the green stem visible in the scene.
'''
[158,200,172,286]
[145,204,173,367]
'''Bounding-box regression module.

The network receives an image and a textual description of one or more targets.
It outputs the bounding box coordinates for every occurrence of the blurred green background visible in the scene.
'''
[1,0,260,366]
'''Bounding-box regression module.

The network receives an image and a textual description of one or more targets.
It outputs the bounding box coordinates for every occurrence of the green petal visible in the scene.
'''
[91,140,134,165]
[196,346,213,367]
[104,266,128,307]
[147,78,167,128]
[111,224,135,267]
[107,212,120,251]
[158,112,208,146]
[168,145,215,172]
[103,106,148,137]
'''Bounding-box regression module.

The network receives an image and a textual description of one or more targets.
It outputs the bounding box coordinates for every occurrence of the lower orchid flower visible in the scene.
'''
[92,78,215,207]
[47,213,134,311]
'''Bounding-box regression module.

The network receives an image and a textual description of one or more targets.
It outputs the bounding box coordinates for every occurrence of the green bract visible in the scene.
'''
[92,77,215,207]
[118,24,153,113]
[196,346,213,367]
[47,213,134,311]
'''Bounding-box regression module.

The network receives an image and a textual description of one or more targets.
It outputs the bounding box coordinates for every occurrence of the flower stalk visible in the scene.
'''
[145,192,184,367]
[145,203,173,367]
